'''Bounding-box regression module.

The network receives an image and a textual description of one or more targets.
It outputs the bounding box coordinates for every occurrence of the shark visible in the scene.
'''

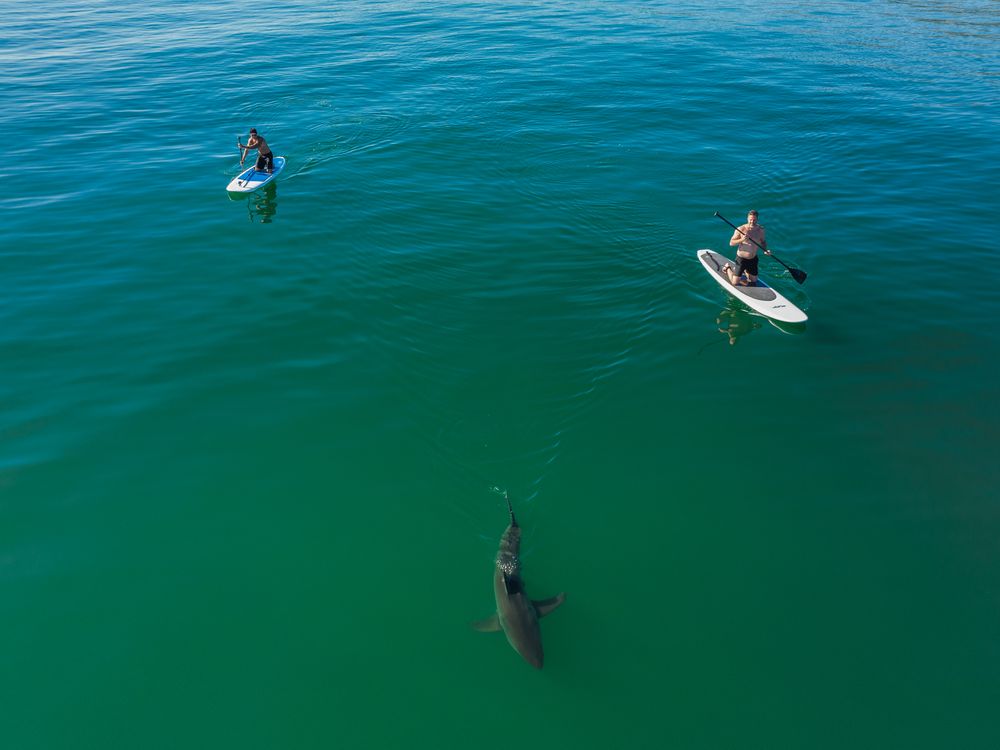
[472,492,565,669]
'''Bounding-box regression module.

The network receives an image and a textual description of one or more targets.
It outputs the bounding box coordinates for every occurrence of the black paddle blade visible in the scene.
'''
[790,268,808,284]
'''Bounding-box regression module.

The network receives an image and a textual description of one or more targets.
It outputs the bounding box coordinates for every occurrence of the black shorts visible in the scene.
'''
[735,255,759,277]
[255,152,274,171]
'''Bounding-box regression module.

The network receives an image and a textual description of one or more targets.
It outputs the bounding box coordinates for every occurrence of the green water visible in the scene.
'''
[3,1,999,747]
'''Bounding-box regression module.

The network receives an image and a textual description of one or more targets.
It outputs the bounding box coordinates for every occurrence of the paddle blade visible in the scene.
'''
[790,268,808,284]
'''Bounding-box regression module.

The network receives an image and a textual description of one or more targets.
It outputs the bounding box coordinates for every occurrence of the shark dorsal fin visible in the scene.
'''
[503,572,524,596]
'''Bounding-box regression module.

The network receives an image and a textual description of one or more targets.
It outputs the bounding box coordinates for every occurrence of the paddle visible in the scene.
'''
[714,211,807,284]
[236,137,255,188]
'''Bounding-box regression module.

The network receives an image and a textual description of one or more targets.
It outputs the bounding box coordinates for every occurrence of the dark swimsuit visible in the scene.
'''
[251,138,273,172]
[255,151,274,172]
[734,254,759,277]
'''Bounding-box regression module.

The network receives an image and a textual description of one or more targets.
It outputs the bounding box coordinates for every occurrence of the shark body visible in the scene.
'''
[473,493,565,669]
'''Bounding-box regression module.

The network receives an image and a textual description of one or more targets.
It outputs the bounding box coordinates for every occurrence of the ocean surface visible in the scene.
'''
[3,1,999,747]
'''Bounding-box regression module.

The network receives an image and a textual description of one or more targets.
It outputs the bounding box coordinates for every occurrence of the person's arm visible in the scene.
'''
[729,226,746,246]
[240,136,259,166]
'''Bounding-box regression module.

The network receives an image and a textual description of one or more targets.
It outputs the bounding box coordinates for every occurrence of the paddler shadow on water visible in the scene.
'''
[228,183,279,224]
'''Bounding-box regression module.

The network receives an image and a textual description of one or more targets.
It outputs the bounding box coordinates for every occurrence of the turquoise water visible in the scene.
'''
[3,1,999,747]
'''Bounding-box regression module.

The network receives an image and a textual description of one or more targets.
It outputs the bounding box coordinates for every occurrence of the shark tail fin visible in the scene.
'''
[471,614,501,632]
[533,592,566,618]
[504,490,517,527]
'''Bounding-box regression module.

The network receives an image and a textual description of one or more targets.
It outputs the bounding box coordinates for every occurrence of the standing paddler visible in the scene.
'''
[239,128,274,174]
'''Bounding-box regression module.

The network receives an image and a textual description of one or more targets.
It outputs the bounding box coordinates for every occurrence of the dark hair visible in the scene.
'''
[249,128,258,135]
[748,209,758,217]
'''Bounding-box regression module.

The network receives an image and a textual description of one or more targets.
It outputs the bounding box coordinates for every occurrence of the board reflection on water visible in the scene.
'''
[701,298,808,351]
[246,183,278,224]
[715,304,762,347]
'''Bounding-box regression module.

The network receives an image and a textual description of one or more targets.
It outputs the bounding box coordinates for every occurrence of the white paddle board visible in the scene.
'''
[226,156,286,193]
[697,249,807,324]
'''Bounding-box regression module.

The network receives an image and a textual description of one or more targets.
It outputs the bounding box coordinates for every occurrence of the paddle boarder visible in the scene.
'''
[722,209,771,287]
[240,128,274,173]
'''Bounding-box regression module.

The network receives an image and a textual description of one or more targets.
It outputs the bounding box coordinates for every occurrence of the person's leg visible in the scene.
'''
[731,257,749,286]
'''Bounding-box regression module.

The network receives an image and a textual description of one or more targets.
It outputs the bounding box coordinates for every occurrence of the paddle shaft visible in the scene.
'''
[713,212,807,283]
[237,138,255,186]
[714,212,768,253]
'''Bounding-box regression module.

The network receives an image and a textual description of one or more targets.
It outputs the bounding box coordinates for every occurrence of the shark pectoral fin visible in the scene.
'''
[471,614,501,632]
[533,592,566,618]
